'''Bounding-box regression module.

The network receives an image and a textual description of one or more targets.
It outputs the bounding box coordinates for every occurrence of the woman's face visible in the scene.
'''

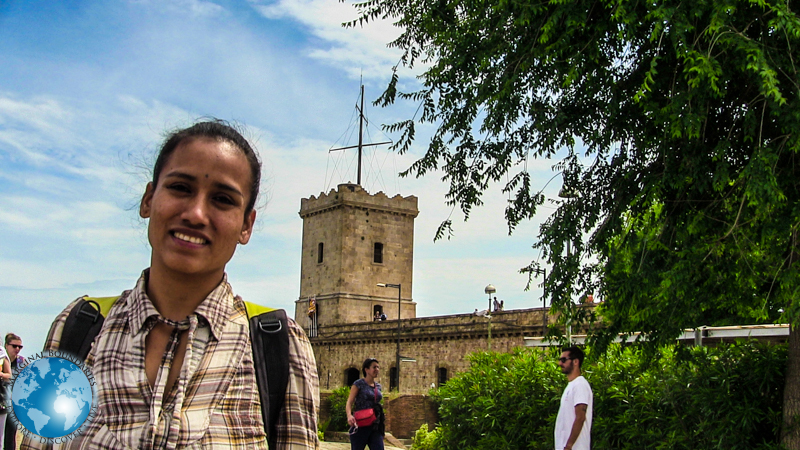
[366,362,380,378]
[6,339,22,360]
[140,138,256,280]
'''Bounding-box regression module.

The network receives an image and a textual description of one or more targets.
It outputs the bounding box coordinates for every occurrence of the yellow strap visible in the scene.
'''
[244,301,276,319]
[83,296,274,320]
[84,296,120,317]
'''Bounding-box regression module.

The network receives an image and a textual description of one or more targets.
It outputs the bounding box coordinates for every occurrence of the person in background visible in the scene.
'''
[21,120,319,449]
[373,311,381,321]
[555,346,593,450]
[0,340,11,446]
[346,358,384,450]
[3,333,23,450]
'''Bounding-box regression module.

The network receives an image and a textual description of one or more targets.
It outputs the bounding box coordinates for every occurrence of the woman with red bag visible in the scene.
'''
[345,358,384,450]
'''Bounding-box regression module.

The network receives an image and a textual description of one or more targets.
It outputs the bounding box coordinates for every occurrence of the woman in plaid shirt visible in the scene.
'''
[23,120,319,450]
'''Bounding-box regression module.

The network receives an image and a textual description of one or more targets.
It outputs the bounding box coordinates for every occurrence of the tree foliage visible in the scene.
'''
[345,0,800,443]
[344,0,800,347]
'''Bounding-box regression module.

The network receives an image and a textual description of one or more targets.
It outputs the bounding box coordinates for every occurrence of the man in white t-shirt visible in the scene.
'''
[555,346,593,450]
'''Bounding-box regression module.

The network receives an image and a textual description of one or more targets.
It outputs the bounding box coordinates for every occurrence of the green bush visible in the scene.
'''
[328,385,352,432]
[430,341,786,450]
[410,423,443,450]
[432,348,563,449]
[317,418,329,442]
[590,342,786,449]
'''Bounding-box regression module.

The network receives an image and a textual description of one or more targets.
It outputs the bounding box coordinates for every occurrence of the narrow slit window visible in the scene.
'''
[389,367,398,391]
[317,242,324,264]
[438,367,448,386]
[374,242,383,264]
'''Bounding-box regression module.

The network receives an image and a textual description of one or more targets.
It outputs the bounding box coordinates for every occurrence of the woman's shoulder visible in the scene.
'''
[45,289,134,353]
[353,378,367,388]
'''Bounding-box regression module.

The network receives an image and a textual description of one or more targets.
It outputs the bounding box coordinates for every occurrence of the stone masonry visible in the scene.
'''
[296,184,419,327]
[312,308,554,395]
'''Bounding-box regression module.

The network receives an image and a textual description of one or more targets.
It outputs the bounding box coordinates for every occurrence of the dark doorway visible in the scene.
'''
[346,368,360,386]
[389,367,398,391]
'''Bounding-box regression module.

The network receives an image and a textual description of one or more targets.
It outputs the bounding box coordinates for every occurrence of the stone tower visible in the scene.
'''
[295,183,419,329]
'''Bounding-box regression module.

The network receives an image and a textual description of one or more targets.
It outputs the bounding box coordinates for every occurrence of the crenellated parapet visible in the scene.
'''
[300,183,419,219]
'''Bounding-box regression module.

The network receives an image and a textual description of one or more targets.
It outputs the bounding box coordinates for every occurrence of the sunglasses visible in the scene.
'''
[349,426,359,435]
[9,344,22,350]
[558,357,573,363]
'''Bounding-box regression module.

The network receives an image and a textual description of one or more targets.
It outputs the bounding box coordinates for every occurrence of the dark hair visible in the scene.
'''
[361,358,379,377]
[5,333,21,345]
[562,346,585,368]
[153,119,262,216]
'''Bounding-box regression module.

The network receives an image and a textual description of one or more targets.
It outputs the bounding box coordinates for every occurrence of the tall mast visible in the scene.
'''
[357,84,364,186]
[329,84,392,187]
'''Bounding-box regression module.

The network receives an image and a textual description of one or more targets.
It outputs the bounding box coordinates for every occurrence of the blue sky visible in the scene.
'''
[0,0,563,353]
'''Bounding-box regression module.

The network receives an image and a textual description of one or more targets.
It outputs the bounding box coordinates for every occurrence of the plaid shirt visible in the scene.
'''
[21,271,320,450]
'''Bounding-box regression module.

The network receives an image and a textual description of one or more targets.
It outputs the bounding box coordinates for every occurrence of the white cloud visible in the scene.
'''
[250,0,404,80]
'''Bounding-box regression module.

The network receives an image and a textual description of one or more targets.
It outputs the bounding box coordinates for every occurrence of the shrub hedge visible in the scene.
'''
[414,341,786,450]
[328,385,351,432]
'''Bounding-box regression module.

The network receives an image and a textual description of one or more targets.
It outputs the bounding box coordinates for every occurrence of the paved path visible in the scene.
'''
[11,431,407,450]
[321,441,405,450]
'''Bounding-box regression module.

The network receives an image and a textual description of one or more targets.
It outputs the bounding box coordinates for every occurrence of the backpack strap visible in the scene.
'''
[59,296,119,360]
[244,302,290,450]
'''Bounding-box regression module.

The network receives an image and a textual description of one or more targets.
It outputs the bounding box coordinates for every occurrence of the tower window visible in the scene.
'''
[438,367,448,387]
[317,243,324,264]
[389,367,398,391]
[374,242,383,264]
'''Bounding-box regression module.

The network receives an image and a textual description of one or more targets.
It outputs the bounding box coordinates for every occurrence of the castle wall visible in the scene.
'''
[299,205,344,298]
[313,307,556,394]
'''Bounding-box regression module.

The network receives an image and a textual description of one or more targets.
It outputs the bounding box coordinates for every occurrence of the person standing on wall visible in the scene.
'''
[346,358,384,450]
[555,346,593,450]
[3,333,23,450]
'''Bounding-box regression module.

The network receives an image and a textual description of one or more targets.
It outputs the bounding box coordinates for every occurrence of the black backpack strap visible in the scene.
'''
[248,309,290,450]
[59,299,106,360]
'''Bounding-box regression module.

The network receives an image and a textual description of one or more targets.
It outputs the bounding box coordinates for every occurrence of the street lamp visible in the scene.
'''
[485,284,496,312]
[484,284,496,350]
[559,186,578,342]
[377,282,401,392]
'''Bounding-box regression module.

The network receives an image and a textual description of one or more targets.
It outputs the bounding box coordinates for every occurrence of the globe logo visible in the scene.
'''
[11,357,94,438]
